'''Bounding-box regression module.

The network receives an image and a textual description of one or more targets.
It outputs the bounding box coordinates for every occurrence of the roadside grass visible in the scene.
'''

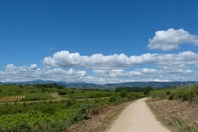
[148,100,198,132]
[148,84,198,132]
[67,101,131,132]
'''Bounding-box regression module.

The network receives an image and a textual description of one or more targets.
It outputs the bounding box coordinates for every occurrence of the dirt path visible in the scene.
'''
[106,98,170,132]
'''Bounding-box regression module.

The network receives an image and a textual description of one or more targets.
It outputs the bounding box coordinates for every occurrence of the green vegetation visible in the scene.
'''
[150,84,198,102]
[115,86,145,92]
[0,84,144,131]
[62,90,114,99]
[0,84,56,102]
[115,86,154,96]
[144,86,153,95]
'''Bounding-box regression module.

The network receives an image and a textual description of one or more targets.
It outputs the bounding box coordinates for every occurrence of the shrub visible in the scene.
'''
[58,90,67,95]
[109,94,119,103]
[41,107,56,114]
[166,91,171,95]
[120,90,128,98]
[144,86,153,95]
[65,99,76,108]
[168,94,174,100]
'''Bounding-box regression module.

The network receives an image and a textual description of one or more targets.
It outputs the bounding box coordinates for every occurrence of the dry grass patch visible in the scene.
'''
[147,99,198,132]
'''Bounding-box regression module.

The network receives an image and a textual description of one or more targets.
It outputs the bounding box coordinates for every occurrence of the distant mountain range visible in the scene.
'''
[1,80,198,89]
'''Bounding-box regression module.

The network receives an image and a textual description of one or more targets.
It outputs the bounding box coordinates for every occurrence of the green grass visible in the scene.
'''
[0,85,54,102]
[62,90,114,99]
[0,85,27,97]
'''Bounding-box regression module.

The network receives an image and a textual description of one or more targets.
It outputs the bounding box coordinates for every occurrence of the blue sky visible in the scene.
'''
[0,0,198,83]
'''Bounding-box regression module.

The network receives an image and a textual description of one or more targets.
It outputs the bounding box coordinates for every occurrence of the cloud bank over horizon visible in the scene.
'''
[1,28,198,84]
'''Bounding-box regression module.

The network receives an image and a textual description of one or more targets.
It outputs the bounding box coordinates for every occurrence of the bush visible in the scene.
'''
[41,107,56,114]
[120,90,128,98]
[65,99,76,108]
[168,94,174,100]
[109,94,119,103]
[58,90,67,95]
[144,86,153,95]
[166,91,171,95]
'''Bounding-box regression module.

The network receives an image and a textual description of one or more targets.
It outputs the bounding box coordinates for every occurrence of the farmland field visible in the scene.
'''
[0,96,25,102]
[0,84,144,131]
[50,93,65,100]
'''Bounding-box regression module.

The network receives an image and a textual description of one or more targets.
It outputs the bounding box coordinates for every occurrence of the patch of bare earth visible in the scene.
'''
[147,99,198,132]
[67,102,130,132]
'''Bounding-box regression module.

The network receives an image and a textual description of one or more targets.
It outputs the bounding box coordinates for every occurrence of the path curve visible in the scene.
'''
[107,98,170,132]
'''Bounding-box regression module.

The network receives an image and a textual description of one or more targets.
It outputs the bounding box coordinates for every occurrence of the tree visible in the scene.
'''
[120,90,128,97]
[144,86,153,95]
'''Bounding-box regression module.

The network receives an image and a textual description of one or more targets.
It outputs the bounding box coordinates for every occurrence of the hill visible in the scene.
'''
[1,80,198,89]
[103,81,198,88]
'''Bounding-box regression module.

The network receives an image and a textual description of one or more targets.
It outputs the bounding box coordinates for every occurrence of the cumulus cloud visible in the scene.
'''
[93,68,159,79]
[40,50,198,83]
[0,64,87,82]
[42,51,155,68]
[29,64,37,70]
[43,51,130,68]
[1,49,198,83]
[148,28,198,51]
[43,50,198,69]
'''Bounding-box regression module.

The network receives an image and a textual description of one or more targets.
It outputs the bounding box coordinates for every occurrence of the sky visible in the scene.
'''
[0,0,198,83]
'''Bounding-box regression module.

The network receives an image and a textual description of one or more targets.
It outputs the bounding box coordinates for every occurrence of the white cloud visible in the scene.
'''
[148,28,198,51]
[0,64,87,83]
[30,64,37,70]
[43,50,152,68]
[43,50,198,70]
[43,51,131,68]
[0,61,197,83]
[42,50,198,83]
[93,68,159,79]
[1,50,198,84]
[0,51,198,83]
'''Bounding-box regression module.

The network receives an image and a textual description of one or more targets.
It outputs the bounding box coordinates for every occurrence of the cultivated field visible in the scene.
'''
[0,96,25,102]
[50,93,65,100]
[0,84,144,132]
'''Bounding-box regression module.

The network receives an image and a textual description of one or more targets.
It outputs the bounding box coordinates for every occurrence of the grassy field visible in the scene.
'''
[0,84,54,102]
[148,84,198,132]
[0,84,144,131]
